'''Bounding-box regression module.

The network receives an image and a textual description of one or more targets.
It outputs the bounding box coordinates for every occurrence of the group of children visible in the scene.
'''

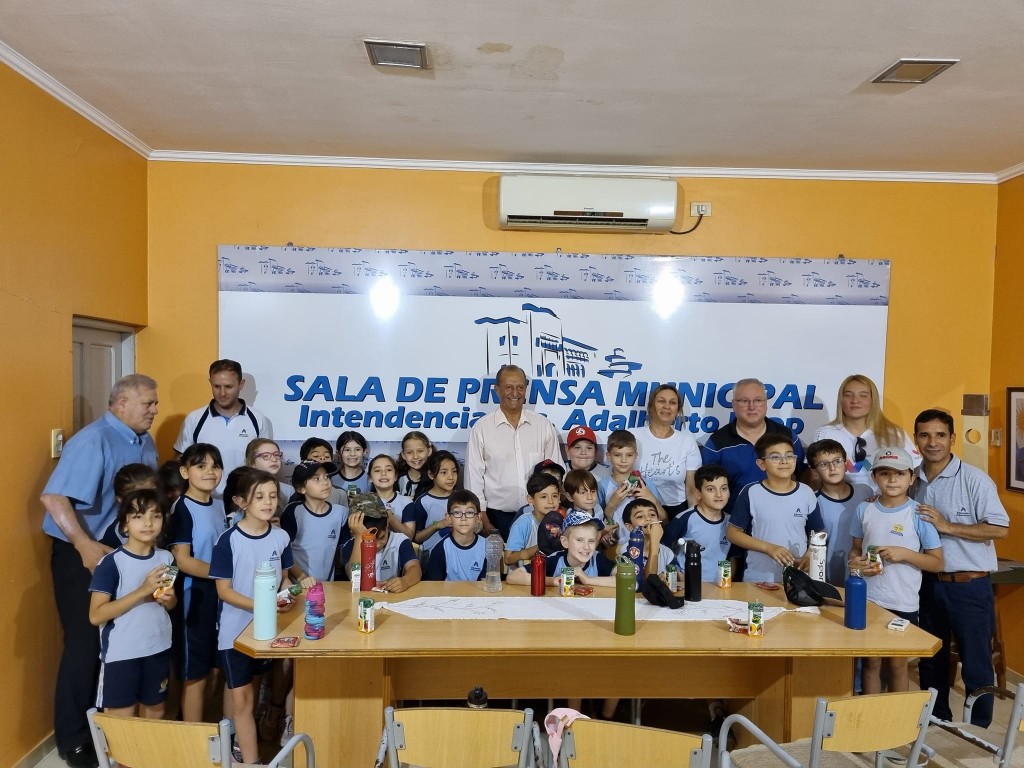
[88,422,943,756]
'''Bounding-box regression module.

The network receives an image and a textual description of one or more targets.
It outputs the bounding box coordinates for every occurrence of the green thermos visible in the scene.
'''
[614,555,636,636]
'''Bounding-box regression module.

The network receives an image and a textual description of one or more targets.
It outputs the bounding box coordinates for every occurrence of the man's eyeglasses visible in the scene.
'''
[254,451,284,461]
[814,458,846,470]
[449,510,479,519]
[854,437,867,463]
[733,398,767,407]
[764,453,797,464]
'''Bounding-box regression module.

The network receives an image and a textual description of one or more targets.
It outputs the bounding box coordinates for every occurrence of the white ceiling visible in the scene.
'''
[4,0,1024,179]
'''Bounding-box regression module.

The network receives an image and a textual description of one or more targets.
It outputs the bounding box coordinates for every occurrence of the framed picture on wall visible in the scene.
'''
[1008,388,1024,493]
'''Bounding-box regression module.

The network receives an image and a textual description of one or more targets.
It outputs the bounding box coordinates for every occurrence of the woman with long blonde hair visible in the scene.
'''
[814,374,919,488]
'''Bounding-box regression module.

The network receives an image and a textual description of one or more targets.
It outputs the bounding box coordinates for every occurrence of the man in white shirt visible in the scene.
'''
[174,359,272,494]
[466,365,563,540]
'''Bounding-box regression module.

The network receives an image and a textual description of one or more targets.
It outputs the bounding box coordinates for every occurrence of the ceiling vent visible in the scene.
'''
[364,40,430,69]
[872,58,958,84]
[498,175,678,234]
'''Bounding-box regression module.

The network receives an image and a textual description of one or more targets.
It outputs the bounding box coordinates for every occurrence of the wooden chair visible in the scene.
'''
[87,708,315,768]
[720,689,936,768]
[923,682,1024,767]
[377,706,535,768]
[556,717,712,768]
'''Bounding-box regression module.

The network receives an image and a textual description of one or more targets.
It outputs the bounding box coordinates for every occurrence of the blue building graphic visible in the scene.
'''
[474,303,612,379]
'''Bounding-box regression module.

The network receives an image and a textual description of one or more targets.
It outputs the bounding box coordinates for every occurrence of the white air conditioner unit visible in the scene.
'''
[498,175,678,233]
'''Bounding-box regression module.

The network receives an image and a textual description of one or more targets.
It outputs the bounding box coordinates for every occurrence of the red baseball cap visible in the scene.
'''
[566,425,598,448]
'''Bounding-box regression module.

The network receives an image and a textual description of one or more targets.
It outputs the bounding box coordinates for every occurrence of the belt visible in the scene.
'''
[935,571,989,583]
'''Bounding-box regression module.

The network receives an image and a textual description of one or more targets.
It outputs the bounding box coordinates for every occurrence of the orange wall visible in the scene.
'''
[1,64,148,765]
[144,164,997,455]
[992,175,1024,668]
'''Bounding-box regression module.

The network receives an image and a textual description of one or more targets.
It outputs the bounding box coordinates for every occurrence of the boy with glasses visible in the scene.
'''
[425,490,488,581]
[727,435,824,583]
[806,439,872,585]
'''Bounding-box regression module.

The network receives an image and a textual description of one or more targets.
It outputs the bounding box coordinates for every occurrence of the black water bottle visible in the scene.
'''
[684,539,703,602]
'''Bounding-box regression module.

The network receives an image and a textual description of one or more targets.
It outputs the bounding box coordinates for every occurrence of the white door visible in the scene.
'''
[72,321,135,434]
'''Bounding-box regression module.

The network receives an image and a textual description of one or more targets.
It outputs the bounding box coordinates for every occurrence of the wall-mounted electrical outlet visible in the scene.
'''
[51,428,64,459]
[690,202,712,217]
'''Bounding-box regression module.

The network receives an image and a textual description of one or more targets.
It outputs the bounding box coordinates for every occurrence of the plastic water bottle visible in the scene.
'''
[253,561,278,641]
[614,555,636,636]
[844,569,867,630]
[484,533,504,592]
[684,539,703,602]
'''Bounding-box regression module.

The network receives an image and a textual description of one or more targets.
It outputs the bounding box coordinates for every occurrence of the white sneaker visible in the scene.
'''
[280,715,294,747]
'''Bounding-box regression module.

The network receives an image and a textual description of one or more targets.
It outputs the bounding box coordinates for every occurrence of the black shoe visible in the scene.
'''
[62,743,99,768]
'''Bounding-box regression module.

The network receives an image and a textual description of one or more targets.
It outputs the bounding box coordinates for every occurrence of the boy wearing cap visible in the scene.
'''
[425,490,488,581]
[339,493,421,592]
[280,459,346,581]
[565,425,610,482]
[507,511,617,586]
[850,446,943,694]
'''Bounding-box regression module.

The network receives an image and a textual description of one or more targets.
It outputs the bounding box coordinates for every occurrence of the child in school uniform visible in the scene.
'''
[851,447,943,694]
[99,463,160,549]
[165,442,225,722]
[210,470,315,764]
[598,430,666,545]
[368,453,414,539]
[565,425,610,482]
[395,430,433,498]
[280,459,345,581]
[338,493,422,592]
[89,489,176,718]
[727,434,824,583]
[297,437,347,507]
[425,490,487,581]
[333,430,371,500]
[508,510,616,586]
[664,464,732,582]
[245,438,293,514]
[621,498,674,580]
[806,438,873,585]
[505,472,562,570]
[404,450,460,563]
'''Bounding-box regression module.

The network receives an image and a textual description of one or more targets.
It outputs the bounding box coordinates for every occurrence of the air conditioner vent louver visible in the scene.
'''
[498,175,678,234]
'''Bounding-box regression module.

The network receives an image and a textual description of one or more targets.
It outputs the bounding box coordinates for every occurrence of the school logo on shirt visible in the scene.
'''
[472,560,480,569]
[956,506,970,518]
[890,523,905,537]
[793,507,806,518]
[382,557,391,569]
[328,528,337,540]
[239,428,251,438]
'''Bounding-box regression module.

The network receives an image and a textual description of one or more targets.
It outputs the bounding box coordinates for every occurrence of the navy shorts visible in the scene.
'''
[97,650,171,709]
[219,649,271,690]
[173,577,219,681]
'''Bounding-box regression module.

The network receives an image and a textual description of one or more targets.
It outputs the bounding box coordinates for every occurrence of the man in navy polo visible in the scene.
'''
[913,408,1009,726]
[174,359,272,494]
[41,374,159,768]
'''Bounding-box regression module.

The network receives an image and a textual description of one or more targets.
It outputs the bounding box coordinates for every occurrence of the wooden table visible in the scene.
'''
[235,581,939,768]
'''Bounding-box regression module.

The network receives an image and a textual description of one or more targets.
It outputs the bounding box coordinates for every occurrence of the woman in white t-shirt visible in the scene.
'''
[635,384,702,518]
[814,374,920,489]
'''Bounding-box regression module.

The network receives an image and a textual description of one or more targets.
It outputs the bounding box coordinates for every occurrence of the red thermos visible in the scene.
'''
[360,530,376,591]
[530,552,546,596]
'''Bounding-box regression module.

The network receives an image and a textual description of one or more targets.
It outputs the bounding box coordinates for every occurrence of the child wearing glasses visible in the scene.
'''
[425,490,487,581]
[245,438,293,514]
[806,438,872,585]
[339,494,421,592]
[727,435,824,583]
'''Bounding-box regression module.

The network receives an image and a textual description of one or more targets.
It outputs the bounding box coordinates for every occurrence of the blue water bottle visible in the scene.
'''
[844,569,867,630]
[626,526,645,591]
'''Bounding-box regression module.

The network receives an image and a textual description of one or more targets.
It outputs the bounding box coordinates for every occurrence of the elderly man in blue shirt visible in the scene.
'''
[41,374,159,768]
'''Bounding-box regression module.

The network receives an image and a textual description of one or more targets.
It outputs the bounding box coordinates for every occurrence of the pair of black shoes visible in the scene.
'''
[58,743,98,768]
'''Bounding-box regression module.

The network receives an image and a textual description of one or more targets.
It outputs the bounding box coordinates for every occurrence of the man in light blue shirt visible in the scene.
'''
[41,374,159,768]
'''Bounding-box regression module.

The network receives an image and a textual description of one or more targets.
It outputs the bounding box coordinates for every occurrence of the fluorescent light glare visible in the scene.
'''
[652,273,684,319]
[370,276,400,319]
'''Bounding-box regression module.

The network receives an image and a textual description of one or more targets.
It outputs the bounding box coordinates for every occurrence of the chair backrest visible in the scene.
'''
[88,709,232,768]
[559,718,712,768]
[384,706,533,768]
[810,689,935,767]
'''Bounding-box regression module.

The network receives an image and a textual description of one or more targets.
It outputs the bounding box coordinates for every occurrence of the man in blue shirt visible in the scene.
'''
[41,374,159,768]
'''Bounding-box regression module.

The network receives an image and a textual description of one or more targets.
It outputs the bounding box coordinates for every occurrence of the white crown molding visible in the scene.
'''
[1,40,1013,184]
[0,40,151,157]
[148,150,999,184]
[995,161,1024,184]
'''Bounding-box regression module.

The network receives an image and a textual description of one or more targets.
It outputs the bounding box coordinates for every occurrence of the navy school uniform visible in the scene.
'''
[337,530,417,581]
[279,499,345,581]
[332,470,370,498]
[425,534,487,581]
[403,493,451,555]
[663,506,731,582]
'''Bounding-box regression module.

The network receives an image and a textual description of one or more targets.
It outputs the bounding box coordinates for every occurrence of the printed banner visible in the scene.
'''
[218,246,891,452]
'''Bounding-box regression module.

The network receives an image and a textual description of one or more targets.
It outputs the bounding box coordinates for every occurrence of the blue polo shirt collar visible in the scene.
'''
[103,410,150,446]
